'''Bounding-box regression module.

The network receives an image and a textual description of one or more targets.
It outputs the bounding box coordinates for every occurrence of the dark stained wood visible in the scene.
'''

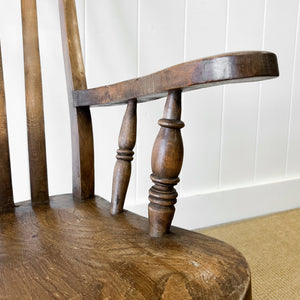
[0,46,14,212]
[111,99,137,215]
[0,1,284,298]
[73,51,279,107]
[59,0,94,200]
[149,90,184,237]
[0,194,251,299]
[21,0,49,205]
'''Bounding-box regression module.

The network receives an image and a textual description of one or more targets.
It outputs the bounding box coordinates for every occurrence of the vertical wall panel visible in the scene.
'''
[286,3,300,177]
[136,0,185,204]
[220,0,265,188]
[255,0,299,181]
[86,0,138,204]
[0,0,30,202]
[180,0,227,196]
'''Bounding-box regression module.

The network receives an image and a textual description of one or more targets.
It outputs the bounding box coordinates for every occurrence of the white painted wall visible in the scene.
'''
[1,0,300,228]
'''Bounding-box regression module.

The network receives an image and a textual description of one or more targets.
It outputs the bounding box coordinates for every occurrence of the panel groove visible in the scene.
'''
[254,0,268,182]
[218,0,230,188]
[180,0,227,195]
[285,0,300,176]
[255,0,298,181]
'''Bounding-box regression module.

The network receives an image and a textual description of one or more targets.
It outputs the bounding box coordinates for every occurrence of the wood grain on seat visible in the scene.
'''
[0,194,251,299]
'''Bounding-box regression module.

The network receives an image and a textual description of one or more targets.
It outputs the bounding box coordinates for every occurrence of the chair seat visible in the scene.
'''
[0,194,251,299]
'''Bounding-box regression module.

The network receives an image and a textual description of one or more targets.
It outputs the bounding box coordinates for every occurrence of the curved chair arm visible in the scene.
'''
[73,51,279,107]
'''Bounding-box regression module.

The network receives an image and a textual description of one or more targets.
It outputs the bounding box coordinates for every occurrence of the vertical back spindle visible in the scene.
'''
[59,0,94,200]
[0,45,14,212]
[111,99,137,214]
[21,0,49,205]
[148,90,184,237]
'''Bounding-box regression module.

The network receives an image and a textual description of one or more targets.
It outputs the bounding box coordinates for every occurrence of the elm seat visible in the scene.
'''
[0,0,279,299]
[1,195,251,299]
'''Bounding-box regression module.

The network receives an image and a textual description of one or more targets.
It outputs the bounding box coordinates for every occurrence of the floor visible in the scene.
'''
[197,208,300,299]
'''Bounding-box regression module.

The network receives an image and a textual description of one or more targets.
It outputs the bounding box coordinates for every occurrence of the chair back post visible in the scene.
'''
[0,45,14,212]
[21,0,49,205]
[59,0,94,200]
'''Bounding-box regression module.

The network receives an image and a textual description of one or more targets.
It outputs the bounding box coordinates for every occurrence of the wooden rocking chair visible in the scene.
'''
[0,0,279,298]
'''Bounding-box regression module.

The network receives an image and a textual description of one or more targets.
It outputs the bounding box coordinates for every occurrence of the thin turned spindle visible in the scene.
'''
[111,99,137,214]
[21,0,49,205]
[148,90,184,237]
[0,45,14,212]
[59,0,94,200]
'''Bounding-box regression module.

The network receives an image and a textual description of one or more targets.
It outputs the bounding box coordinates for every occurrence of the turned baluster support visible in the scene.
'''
[149,90,184,237]
[110,99,137,215]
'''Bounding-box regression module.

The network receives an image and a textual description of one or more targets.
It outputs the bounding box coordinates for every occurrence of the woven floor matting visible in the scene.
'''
[196,208,300,299]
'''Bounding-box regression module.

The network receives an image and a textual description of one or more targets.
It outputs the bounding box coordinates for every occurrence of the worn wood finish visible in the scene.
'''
[0,46,14,213]
[0,194,251,299]
[0,1,283,297]
[59,0,94,200]
[111,99,137,215]
[149,90,184,237]
[21,0,49,205]
[74,51,279,107]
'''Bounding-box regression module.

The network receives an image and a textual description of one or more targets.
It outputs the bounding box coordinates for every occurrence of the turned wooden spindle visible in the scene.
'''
[110,99,137,214]
[148,90,184,237]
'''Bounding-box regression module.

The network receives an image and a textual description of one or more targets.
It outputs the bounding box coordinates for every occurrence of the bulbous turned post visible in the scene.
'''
[110,99,137,214]
[149,90,184,237]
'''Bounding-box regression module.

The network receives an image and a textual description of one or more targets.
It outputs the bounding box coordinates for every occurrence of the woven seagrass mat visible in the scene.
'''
[196,208,300,299]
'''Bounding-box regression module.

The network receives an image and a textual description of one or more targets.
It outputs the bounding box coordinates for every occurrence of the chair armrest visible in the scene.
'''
[73,51,279,107]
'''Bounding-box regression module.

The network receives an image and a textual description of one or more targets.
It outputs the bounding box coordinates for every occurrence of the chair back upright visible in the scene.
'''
[0,0,59,211]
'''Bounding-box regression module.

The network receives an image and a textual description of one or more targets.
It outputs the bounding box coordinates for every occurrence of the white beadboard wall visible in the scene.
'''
[1,0,300,229]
